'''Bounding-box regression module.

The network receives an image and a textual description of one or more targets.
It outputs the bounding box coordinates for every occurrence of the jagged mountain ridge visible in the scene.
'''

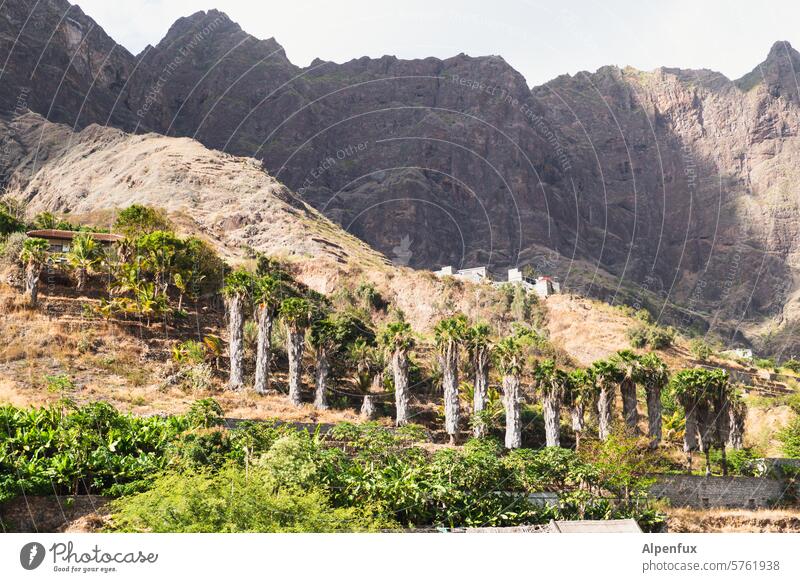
[2,1,800,351]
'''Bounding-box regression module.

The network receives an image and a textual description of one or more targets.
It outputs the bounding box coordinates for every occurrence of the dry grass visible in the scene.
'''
[667,507,800,532]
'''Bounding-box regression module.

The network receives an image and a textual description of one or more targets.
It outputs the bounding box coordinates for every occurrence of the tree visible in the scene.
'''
[637,353,669,448]
[670,368,730,475]
[19,238,49,306]
[66,233,103,291]
[114,205,172,237]
[533,359,567,447]
[280,297,312,406]
[613,350,641,433]
[590,359,621,441]
[137,231,183,295]
[379,321,415,426]
[308,315,337,410]
[565,368,596,451]
[0,206,23,236]
[465,323,492,438]
[252,275,281,395]
[494,336,523,449]
[222,269,254,390]
[434,314,468,445]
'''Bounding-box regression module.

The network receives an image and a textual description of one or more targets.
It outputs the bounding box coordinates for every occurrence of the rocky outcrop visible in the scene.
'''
[2,3,800,350]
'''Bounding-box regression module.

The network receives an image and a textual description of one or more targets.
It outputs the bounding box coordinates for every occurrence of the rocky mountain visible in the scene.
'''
[2,1,800,353]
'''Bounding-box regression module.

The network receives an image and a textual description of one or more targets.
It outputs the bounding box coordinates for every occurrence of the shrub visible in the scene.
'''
[114,205,172,237]
[646,325,675,349]
[172,340,206,365]
[779,418,800,459]
[690,338,713,362]
[784,359,800,374]
[109,465,393,533]
[627,324,648,348]
[0,231,26,267]
[186,398,224,429]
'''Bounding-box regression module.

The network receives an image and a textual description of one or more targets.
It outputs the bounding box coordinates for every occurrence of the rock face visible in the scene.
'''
[2,3,800,349]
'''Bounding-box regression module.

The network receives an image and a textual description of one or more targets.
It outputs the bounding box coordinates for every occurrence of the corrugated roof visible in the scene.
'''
[26,229,123,243]
[549,519,642,533]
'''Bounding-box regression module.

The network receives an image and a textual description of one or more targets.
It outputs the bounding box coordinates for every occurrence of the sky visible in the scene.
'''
[75,0,800,87]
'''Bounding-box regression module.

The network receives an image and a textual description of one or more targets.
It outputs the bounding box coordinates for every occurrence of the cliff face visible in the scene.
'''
[2,3,800,349]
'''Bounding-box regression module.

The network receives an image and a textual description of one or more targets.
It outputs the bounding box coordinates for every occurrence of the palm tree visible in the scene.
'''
[613,350,641,433]
[434,314,468,445]
[670,368,729,475]
[379,321,415,426]
[252,275,281,395]
[308,315,338,410]
[494,336,523,449]
[222,269,254,390]
[565,368,596,451]
[66,232,103,291]
[533,359,568,447]
[465,322,493,438]
[138,230,182,294]
[710,371,733,476]
[638,353,669,448]
[19,237,49,307]
[590,359,621,441]
[280,297,312,406]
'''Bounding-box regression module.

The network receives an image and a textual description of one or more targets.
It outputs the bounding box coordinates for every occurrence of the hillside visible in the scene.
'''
[3,2,800,355]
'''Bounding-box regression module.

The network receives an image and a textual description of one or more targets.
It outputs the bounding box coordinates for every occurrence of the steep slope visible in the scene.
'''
[2,3,800,352]
[0,111,385,267]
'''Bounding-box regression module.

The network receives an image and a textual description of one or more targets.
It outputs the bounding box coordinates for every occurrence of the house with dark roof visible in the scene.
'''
[26,229,124,254]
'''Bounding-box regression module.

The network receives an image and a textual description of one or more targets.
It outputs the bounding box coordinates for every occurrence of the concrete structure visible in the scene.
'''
[549,518,642,533]
[721,348,754,360]
[26,229,123,254]
[650,475,785,509]
[436,264,561,299]
[434,265,488,284]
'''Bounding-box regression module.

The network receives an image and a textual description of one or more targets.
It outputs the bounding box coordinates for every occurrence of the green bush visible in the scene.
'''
[109,465,394,533]
[779,418,800,459]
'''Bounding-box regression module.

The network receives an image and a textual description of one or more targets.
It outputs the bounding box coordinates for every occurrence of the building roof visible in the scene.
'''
[26,229,123,243]
[549,519,642,533]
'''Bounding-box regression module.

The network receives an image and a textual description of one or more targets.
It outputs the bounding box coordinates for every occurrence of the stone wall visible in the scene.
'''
[0,495,109,532]
[650,475,787,509]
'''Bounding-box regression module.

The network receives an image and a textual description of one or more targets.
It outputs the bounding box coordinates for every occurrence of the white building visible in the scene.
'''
[437,265,561,299]
[434,265,489,284]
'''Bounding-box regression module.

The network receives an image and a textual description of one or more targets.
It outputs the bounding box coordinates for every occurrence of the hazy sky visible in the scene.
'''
[76,0,799,86]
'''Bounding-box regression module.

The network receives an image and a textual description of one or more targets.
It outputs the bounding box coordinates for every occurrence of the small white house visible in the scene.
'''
[434,265,489,284]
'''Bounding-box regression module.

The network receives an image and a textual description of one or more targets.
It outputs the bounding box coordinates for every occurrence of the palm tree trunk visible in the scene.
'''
[254,306,273,395]
[683,400,698,474]
[728,400,746,450]
[502,374,521,449]
[542,388,561,447]
[620,377,639,433]
[287,326,304,406]
[25,264,40,307]
[442,342,460,444]
[645,383,663,448]
[597,382,614,441]
[226,295,244,389]
[313,348,329,409]
[361,394,376,419]
[473,351,489,438]
[77,267,87,291]
[392,349,410,426]
[570,403,585,451]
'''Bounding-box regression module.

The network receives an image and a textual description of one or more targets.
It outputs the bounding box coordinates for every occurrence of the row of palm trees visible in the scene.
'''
[220,281,747,469]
